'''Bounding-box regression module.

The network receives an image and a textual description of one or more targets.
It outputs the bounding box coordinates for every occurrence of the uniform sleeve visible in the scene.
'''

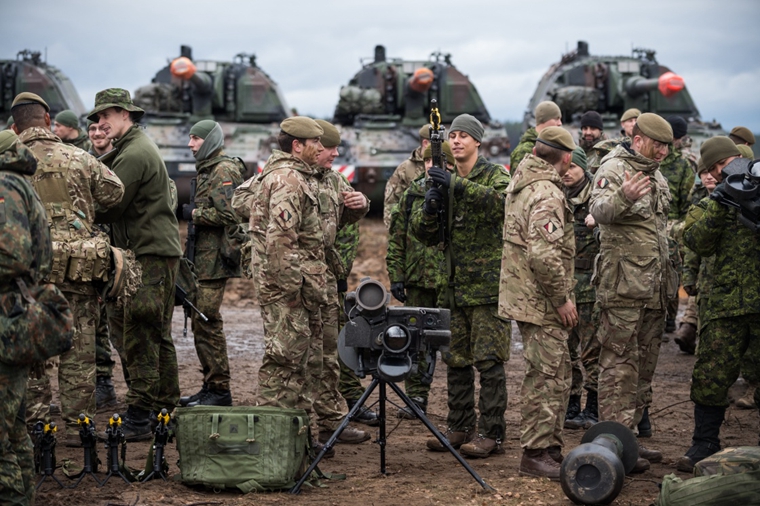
[231,175,256,221]
[452,165,510,216]
[383,162,410,229]
[526,192,571,307]
[0,180,34,282]
[194,160,244,226]
[677,160,696,220]
[683,198,729,258]
[335,222,359,275]
[337,173,369,228]
[681,244,701,288]
[589,161,635,225]
[95,154,144,224]
[89,156,125,213]
[385,193,408,283]
[509,143,530,170]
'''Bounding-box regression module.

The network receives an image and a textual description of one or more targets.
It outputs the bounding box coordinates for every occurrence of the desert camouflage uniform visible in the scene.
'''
[587,137,627,174]
[410,156,511,440]
[589,144,674,430]
[63,129,92,153]
[94,302,114,377]
[250,150,328,412]
[20,126,124,436]
[509,127,537,171]
[189,150,244,392]
[500,154,575,450]
[383,146,425,228]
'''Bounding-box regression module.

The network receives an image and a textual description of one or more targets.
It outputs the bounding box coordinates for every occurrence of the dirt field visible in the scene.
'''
[37,218,759,506]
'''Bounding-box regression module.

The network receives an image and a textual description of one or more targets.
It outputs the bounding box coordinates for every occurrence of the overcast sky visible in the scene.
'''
[4,0,760,132]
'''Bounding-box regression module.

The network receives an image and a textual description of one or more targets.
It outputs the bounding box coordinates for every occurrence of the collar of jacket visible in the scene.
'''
[112,124,142,150]
[614,143,660,174]
[566,173,593,205]
[260,149,315,178]
[196,148,226,173]
[459,155,492,180]
[18,126,61,145]
[506,154,562,194]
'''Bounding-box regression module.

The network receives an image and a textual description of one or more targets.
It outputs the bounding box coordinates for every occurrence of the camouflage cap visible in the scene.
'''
[11,92,50,112]
[537,126,576,152]
[450,114,484,142]
[315,119,341,147]
[571,146,587,170]
[0,130,17,153]
[418,124,432,140]
[620,108,641,122]
[636,113,673,144]
[737,144,754,160]
[700,136,740,171]
[54,110,79,129]
[534,101,561,125]
[730,126,755,146]
[422,141,455,167]
[87,88,144,122]
[280,117,323,139]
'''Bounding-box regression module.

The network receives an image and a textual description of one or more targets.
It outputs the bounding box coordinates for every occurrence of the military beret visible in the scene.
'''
[571,146,587,170]
[580,111,603,131]
[700,136,740,171]
[189,119,218,139]
[636,113,673,144]
[422,141,456,167]
[11,92,50,112]
[620,108,641,122]
[315,119,341,148]
[0,130,17,153]
[87,88,144,122]
[537,126,576,152]
[280,117,323,139]
[736,144,754,160]
[418,124,432,140]
[730,126,755,146]
[535,101,561,125]
[667,116,688,140]
[55,110,79,129]
[450,114,484,142]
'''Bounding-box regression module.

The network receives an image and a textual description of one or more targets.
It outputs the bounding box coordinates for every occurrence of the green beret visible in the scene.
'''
[700,136,741,171]
[189,119,218,139]
[11,92,50,112]
[0,130,17,153]
[537,126,576,152]
[54,110,79,129]
[450,114,484,142]
[315,119,341,148]
[534,101,561,125]
[5,116,13,129]
[280,117,323,139]
[571,146,587,170]
[620,108,641,122]
[730,126,755,146]
[422,141,455,167]
[418,124,432,140]
[87,88,144,122]
[636,113,673,143]
[737,144,754,160]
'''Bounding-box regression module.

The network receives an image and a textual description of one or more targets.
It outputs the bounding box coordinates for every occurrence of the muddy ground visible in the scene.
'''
[38,218,759,506]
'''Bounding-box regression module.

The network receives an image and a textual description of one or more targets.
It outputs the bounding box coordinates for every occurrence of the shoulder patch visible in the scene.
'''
[279,208,292,223]
[597,177,609,189]
[535,215,564,243]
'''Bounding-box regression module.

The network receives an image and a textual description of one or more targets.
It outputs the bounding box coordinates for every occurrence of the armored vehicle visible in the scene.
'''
[1,50,86,127]
[333,45,510,208]
[133,45,290,203]
[519,41,723,148]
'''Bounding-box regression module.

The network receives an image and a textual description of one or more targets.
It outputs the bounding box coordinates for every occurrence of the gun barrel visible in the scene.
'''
[625,72,684,98]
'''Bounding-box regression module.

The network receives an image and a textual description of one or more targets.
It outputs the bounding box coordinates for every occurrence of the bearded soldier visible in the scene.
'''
[54,109,92,152]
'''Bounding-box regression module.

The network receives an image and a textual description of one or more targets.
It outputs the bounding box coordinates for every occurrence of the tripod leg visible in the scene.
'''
[388,382,494,491]
[379,381,386,474]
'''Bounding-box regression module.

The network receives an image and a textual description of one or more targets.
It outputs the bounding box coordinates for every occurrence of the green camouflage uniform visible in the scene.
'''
[500,154,575,450]
[683,198,760,407]
[335,219,363,401]
[64,129,92,153]
[387,174,444,400]
[249,150,327,412]
[509,127,537,171]
[96,124,182,413]
[589,144,675,430]
[410,155,511,440]
[587,137,627,174]
[681,183,709,329]
[383,146,425,228]
[189,150,244,392]
[20,126,124,436]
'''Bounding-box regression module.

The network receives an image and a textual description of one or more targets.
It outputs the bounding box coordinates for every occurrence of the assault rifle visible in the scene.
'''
[176,177,208,335]
[427,99,448,248]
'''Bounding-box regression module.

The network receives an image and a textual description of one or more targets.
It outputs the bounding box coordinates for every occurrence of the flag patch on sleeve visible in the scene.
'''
[597,177,609,189]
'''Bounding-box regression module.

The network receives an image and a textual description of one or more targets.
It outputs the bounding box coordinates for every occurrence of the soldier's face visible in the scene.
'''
[562,162,586,187]
[296,138,323,165]
[316,145,339,169]
[448,131,480,162]
[621,118,637,137]
[709,155,739,183]
[88,124,111,150]
[700,171,718,191]
[53,122,76,140]
[188,134,204,156]
[635,136,669,162]
[97,107,130,140]
[581,126,602,143]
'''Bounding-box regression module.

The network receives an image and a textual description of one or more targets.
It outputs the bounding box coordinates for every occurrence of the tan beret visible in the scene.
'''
[11,92,50,112]
[534,101,561,125]
[620,108,641,122]
[0,130,17,153]
[636,113,673,144]
[280,117,323,139]
[730,126,755,146]
[737,144,754,160]
[700,136,741,171]
[418,124,433,140]
[315,119,341,148]
[422,141,455,167]
[537,126,576,152]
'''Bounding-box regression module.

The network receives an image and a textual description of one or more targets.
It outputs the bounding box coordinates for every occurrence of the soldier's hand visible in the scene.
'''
[342,191,367,209]
[585,214,596,229]
[428,166,451,188]
[424,187,443,215]
[621,171,651,202]
[557,300,578,327]
[182,202,196,221]
[683,285,698,297]
[391,282,406,302]
[709,183,732,207]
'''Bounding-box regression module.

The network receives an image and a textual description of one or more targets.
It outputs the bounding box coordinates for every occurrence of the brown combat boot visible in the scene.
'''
[319,426,370,444]
[638,442,662,463]
[426,427,475,451]
[629,457,650,474]
[736,384,757,409]
[674,323,697,355]
[519,448,561,481]
[460,435,505,458]
[547,445,564,463]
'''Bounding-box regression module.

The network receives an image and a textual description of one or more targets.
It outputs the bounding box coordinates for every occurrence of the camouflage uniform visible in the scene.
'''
[336,222,364,401]
[681,183,709,329]
[249,150,327,412]
[509,128,537,171]
[383,146,425,228]
[500,154,575,450]
[189,150,244,392]
[589,144,674,430]
[410,156,511,440]
[64,129,92,153]
[20,126,124,437]
[587,137,627,174]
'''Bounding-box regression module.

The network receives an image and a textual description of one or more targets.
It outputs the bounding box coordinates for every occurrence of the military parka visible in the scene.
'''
[383,146,425,228]
[659,146,695,222]
[564,173,598,305]
[509,127,537,170]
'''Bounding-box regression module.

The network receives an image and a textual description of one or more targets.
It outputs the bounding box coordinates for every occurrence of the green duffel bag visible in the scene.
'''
[656,470,760,506]
[174,406,311,492]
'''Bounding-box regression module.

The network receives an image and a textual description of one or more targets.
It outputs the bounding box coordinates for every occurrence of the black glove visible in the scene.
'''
[390,282,406,303]
[337,279,348,293]
[709,183,731,206]
[428,166,451,189]
[424,187,444,215]
[182,202,196,221]
[683,285,698,297]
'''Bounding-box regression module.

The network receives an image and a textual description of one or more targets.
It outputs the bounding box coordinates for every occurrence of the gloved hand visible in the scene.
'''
[182,202,196,221]
[683,285,698,297]
[428,166,451,189]
[391,282,406,302]
[337,279,348,293]
[709,183,731,207]
[424,187,444,215]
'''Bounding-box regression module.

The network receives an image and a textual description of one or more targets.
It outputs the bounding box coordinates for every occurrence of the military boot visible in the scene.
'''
[677,404,725,472]
[637,407,652,437]
[674,323,697,355]
[426,427,475,451]
[547,445,564,463]
[460,435,505,458]
[96,376,117,409]
[637,441,662,463]
[186,388,232,407]
[311,438,335,459]
[121,406,153,442]
[665,318,677,333]
[319,426,370,445]
[582,390,599,429]
[397,396,427,420]
[563,394,584,430]
[179,382,208,407]
[736,384,757,409]
[346,399,379,426]
[629,458,650,474]
[519,448,561,481]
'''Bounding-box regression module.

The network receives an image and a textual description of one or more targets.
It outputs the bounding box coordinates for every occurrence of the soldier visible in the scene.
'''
[53,109,92,152]
[728,126,755,147]
[620,108,641,138]
[510,101,562,170]
[587,108,641,174]
[500,127,578,480]
[410,114,512,458]
[578,111,605,155]
[89,88,182,441]
[88,120,113,157]
[177,120,244,407]
[12,92,125,446]
[678,137,760,472]
[386,141,454,419]
[589,113,675,472]
[562,147,602,431]
[383,124,430,228]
